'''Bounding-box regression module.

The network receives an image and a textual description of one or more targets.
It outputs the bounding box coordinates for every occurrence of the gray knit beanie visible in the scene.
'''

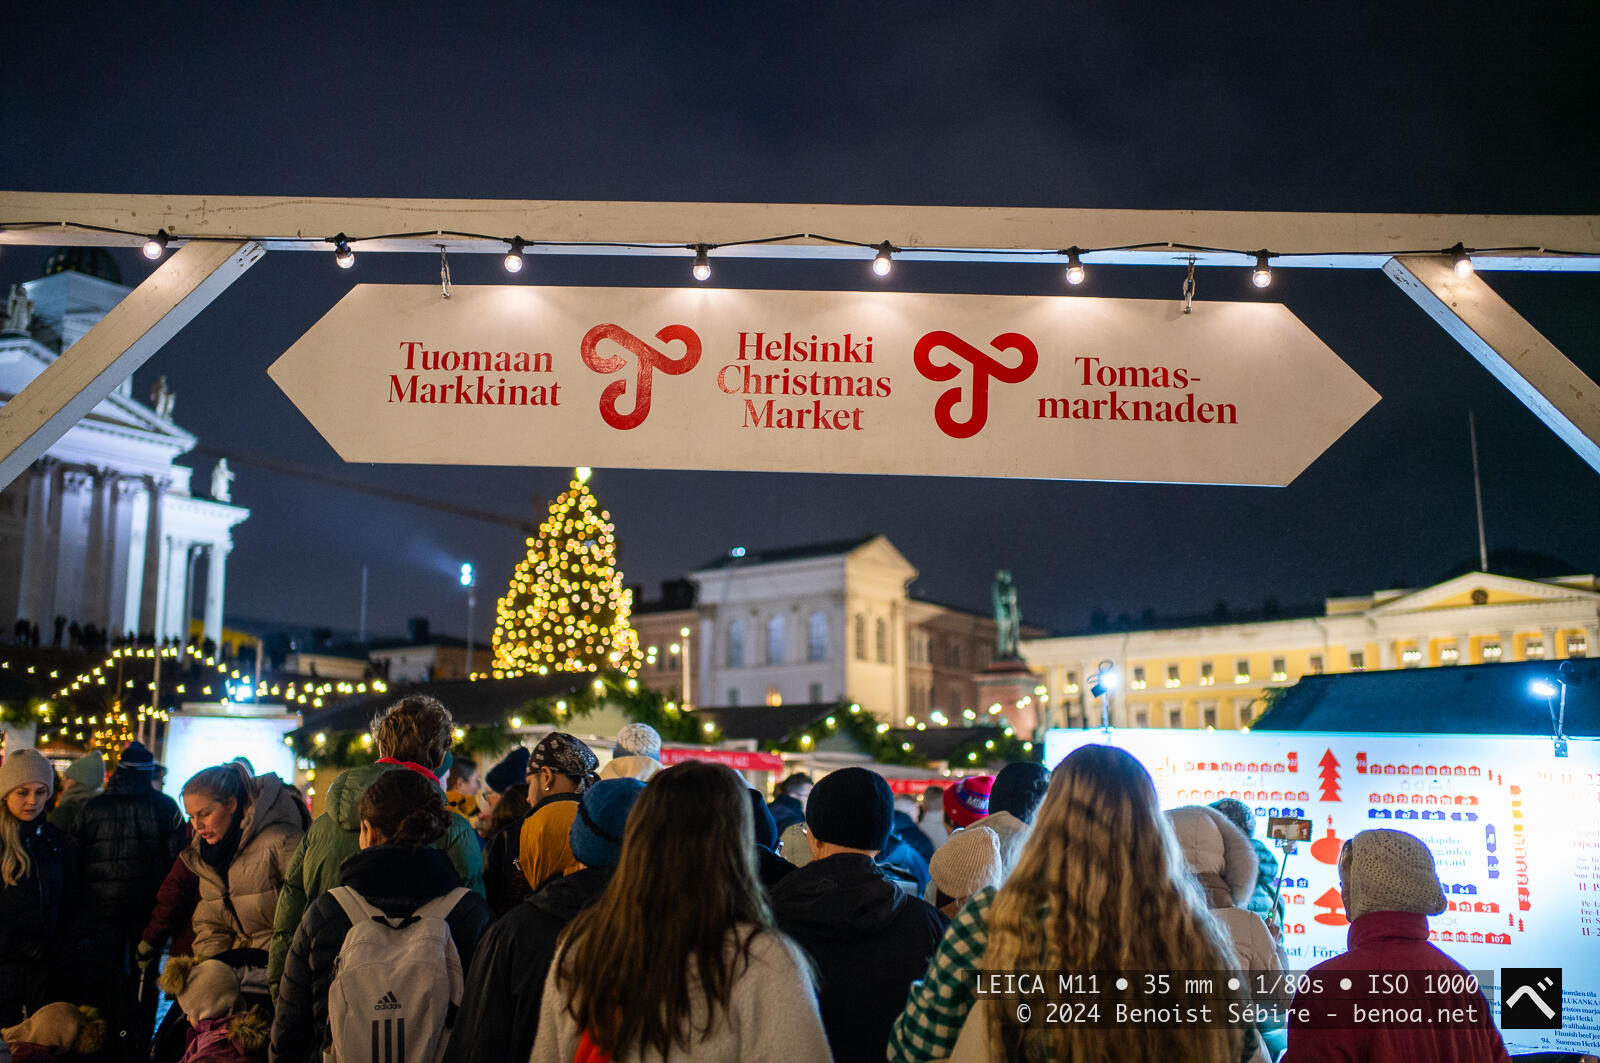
[930,824,1004,900]
[1339,829,1447,922]
[0,748,55,801]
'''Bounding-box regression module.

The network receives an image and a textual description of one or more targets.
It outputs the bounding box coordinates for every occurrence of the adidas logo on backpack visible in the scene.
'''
[325,885,468,1063]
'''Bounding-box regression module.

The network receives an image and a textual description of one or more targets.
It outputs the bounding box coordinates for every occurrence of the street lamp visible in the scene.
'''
[460,562,475,678]
[1091,659,1117,731]
[679,625,693,710]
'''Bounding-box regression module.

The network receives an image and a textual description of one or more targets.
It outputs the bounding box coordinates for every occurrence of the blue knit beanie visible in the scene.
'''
[569,777,645,867]
[485,746,530,793]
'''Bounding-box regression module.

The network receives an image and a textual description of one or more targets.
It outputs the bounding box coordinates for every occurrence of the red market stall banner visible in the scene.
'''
[1043,729,1599,1053]
[268,285,1379,486]
[659,746,786,772]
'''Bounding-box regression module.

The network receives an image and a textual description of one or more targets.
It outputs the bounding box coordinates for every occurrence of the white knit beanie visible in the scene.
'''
[1339,828,1447,922]
[613,722,661,760]
[0,748,54,801]
[930,824,1004,899]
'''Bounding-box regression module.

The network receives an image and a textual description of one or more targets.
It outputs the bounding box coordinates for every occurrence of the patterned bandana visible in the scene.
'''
[530,732,600,786]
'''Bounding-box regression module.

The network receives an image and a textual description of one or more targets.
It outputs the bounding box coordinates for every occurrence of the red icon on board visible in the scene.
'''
[913,330,1038,438]
[1318,749,1342,802]
[1311,817,1344,865]
[580,323,702,430]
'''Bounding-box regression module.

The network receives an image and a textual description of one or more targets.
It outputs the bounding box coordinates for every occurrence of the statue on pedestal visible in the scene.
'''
[2,285,34,335]
[992,568,1021,660]
[210,458,234,503]
[150,375,176,419]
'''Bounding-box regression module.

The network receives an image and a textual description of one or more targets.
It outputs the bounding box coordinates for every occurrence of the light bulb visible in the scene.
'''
[1251,251,1272,289]
[692,245,711,281]
[1449,242,1473,278]
[332,234,355,269]
[142,230,169,260]
[872,241,893,277]
[504,236,526,273]
[1064,246,1086,286]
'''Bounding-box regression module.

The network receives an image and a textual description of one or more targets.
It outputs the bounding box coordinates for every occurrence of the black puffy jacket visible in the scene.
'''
[444,864,612,1063]
[771,853,949,1063]
[74,769,185,940]
[0,817,77,1019]
[270,843,492,1063]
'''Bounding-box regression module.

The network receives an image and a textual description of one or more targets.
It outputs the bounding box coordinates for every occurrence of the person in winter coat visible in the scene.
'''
[745,787,796,888]
[73,740,185,969]
[0,749,78,1025]
[767,771,812,835]
[531,762,831,1063]
[266,695,484,996]
[1211,797,1286,923]
[445,778,646,1063]
[598,722,663,782]
[507,732,599,901]
[269,768,492,1063]
[1284,829,1509,1063]
[137,838,200,969]
[158,957,270,1063]
[180,764,308,964]
[890,745,1249,1063]
[975,761,1049,879]
[770,767,948,1063]
[481,782,530,915]
[45,751,104,836]
[1168,804,1292,1062]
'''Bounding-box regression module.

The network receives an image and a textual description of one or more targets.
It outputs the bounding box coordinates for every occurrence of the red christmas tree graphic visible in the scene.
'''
[1318,749,1342,802]
[1313,886,1349,926]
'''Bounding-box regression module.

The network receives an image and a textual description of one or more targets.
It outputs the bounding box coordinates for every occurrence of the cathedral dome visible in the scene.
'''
[40,247,123,285]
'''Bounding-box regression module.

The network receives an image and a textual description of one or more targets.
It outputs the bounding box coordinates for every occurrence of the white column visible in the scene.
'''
[52,469,92,636]
[203,540,230,651]
[15,459,55,629]
[158,535,193,644]
[138,477,166,636]
[81,468,113,633]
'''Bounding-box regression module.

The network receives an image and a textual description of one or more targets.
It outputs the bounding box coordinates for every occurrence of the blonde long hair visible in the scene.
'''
[1,805,33,887]
[983,745,1246,1062]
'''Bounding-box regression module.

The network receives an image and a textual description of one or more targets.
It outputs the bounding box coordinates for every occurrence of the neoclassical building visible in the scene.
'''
[630,535,1009,722]
[1022,570,1600,731]
[0,251,248,647]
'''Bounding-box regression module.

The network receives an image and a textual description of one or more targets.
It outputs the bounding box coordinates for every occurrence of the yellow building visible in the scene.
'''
[1021,571,1600,730]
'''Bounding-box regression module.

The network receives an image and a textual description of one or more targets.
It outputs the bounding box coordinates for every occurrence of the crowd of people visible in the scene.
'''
[0,694,1517,1062]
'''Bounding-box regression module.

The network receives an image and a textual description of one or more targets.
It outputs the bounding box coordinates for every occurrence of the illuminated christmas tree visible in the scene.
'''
[490,468,642,678]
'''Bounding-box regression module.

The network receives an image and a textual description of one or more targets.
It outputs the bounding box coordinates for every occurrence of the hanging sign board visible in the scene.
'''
[269,285,1378,485]
[1043,729,1600,1054]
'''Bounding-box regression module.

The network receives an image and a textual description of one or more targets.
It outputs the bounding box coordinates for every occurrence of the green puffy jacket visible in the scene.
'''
[266,761,485,995]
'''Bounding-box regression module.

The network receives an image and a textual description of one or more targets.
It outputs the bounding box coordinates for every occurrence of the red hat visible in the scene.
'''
[943,774,994,828]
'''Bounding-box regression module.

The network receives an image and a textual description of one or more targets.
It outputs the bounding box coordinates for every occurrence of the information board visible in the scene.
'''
[1042,729,1599,1052]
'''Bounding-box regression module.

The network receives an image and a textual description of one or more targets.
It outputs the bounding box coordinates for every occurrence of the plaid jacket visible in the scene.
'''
[887,886,995,1063]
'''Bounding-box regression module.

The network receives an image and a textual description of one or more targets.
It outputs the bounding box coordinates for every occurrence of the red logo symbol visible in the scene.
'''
[913,331,1038,439]
[580,323,702,430]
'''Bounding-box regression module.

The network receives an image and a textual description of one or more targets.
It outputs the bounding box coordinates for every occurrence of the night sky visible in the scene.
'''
[3,6,1597,640]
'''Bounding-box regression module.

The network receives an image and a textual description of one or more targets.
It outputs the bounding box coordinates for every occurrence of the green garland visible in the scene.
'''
[290,671,710,768]
[763,702,927,766]
[760,700,1044,770]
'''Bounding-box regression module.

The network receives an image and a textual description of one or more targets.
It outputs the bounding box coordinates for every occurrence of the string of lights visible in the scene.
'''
[5,218,1591,289]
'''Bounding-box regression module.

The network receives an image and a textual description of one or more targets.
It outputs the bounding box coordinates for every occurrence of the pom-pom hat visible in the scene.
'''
[942,774,994,828]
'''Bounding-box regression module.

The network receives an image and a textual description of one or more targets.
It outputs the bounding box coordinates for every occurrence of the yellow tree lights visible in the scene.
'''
[490,468,642,678]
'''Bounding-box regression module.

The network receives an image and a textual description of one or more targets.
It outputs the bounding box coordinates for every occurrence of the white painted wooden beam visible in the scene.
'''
[1385,255,1600,472]
[1,191,1596,269]
[0,240,264,489]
